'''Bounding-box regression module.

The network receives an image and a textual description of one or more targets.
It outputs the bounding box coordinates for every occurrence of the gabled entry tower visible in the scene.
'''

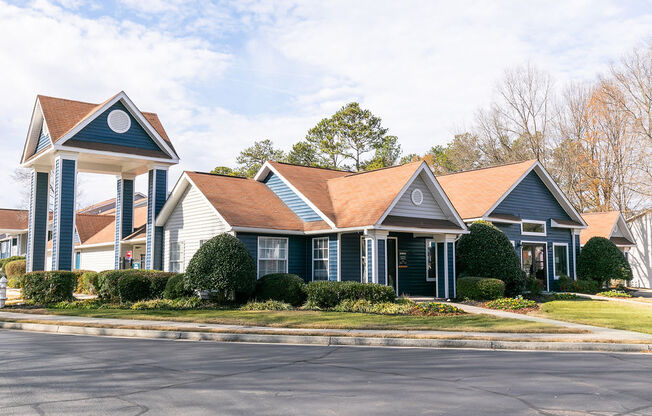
[20,92,180,272]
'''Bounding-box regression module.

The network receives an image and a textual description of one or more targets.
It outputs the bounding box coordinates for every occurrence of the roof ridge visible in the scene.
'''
[188,171,250,180]
[436,159,537,177]
[269,160,353,173]
[342,160,422,177]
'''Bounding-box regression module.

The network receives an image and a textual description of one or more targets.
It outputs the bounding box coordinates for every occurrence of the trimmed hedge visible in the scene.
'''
[457,277,505,300]
[185,234,256,301]
[22,271,76,304]
[0,255,25,273]
[577,237,632,286]
[75,271,100,294]
[148,272,177,298]
[98,270,178,301]
[304,281,396,308]
[163,273,194,299]
[456,221,525,296]
[5,259,26,288]
[117,274,152,302]
[254,273,307,306]
[558,275,600,294]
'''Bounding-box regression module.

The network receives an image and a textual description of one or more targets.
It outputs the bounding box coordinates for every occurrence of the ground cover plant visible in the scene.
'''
[486,296,536,311]
[596,290,632,298]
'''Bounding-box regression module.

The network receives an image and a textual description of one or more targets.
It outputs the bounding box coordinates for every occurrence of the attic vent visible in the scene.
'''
[107,109,131,133]
[411,188,424,206]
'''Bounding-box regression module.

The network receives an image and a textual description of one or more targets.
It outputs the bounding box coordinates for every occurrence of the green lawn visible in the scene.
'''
[8,307,572,333]
[537,299,652,334]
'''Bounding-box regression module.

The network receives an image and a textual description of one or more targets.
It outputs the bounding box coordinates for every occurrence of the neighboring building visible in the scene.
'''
[627,210,652,288]
[0,209,29,259]
[437,160,587,292]
[580,211,636,252]
[156,161,468,297]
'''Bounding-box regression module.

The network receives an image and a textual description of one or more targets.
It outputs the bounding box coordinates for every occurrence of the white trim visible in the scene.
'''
[444,240,449,298]
[550,219,586,229]
[256,236,289,279]
[387,236,399,295]
[254,162,337,228]
[552,242,570,280]
[337,233,342,282]
[484,216,522,224]
[520,240,549,291]
[521,219,547,236]
[311,236,329,281]
[573,229,579,280]
[425,239,438,283]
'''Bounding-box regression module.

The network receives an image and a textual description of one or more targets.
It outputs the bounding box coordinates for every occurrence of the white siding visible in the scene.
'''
[163,185,228,272]
[389,173,446,219]
[78,246,114,271]
[629,212,651,288]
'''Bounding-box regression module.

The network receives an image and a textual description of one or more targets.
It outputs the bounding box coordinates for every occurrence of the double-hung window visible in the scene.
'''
[258,237,288,278]
[312,237,329,281]
[169,242,184,273]
[553,243,569,279]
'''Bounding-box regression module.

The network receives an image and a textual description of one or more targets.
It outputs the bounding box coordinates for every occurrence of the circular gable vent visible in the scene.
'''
[107,109,131,133]
[411,188,424,206]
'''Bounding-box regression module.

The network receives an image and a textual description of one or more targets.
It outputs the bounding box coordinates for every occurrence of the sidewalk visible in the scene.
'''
[570,292,652,306]
[1,310,651,353]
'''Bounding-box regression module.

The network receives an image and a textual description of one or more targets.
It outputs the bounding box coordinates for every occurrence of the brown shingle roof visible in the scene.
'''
[580,211,621,246]
[77,205,149,246]
[0,209,29,231]
[437,160,537,219]
[186,172,330,232]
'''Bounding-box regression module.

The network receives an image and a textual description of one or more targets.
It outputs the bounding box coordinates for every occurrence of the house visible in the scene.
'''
[156,161,468,297]
[0,209,29,259]
[627,210,651,288]
[580,211,636,253]
[437,160,587,292]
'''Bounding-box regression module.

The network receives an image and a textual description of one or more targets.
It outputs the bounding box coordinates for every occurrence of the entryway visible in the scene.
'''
[387,237,398,294]
[521,243,547,291]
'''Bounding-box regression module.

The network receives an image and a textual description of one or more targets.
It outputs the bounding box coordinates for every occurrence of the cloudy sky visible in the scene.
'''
[1,0,651,208]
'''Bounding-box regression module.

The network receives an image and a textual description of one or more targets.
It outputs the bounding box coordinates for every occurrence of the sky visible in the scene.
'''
[1,0,651,208]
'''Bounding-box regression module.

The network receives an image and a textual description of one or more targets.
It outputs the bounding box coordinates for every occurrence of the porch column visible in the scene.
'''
[363,230,388,284]
[26,167,49,272]
[51,152,78,271]
[145,166,167,270]
[445,235,456,299]
[114,174,135,269]
[573,229,581,280]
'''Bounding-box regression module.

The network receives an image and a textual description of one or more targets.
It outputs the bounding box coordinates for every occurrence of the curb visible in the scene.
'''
[1,321,650,353]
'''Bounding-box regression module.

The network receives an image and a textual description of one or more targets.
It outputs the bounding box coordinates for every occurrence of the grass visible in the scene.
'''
[537,299,652,335]
[7,306,574,333]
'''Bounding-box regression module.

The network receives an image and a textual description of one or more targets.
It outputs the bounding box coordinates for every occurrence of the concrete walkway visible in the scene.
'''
[633,288,652,298]
[570,292,652,306]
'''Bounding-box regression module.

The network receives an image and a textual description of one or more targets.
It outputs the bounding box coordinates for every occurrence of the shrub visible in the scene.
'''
[577,237,632,286]
[52,299,107,309]
[5,259,26,288]
[525,277,543,297]
[240,300,293,311]
[0,256,25,273]
[553,293,580,300]
[456,221,526,296]
[75,271,100,294]
[333,299,414,315]
[163,273,194,299]
[596,290,632,298]
[131,297,202,310]
[409,302,465,316]
[117,274,151,302]
[185,234,256,301]
[22,271,76,304]
[304,281,396,308]
[148,272,177,298]
[254,273,307,306]
[457,277,505,300]
[97,270,178,301]
[558,275,600,294]
[486,296,536,310]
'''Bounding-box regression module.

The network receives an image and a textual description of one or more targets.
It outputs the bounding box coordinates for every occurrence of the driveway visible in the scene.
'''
[1,329,651,415]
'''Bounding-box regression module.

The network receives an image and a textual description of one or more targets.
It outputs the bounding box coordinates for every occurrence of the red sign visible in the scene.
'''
[126,251,133,260]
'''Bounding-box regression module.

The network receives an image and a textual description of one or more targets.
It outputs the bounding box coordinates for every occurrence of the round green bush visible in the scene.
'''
[5,259,26,288]
[577,237,632,286]
[0,256,25,273]
[185,234,256,301]
[456,220,525,296]
[457,277,505,300]
[22,271,76,304]
[254,273,307,306]
[163,273,194,299]
[117,274,151,302]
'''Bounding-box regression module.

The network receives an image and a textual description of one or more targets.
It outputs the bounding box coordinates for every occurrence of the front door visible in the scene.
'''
[522,243,547,291]
[387,238,398,294]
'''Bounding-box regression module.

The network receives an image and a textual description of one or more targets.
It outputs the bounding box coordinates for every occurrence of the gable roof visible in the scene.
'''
[581,211,635,246]
[75,205,149,246]
[0,209,29,232]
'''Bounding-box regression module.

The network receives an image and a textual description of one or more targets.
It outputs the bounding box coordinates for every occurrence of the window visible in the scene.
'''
[258,237,288,278]
[426,239,437,282]
[312,237,329,281]
[521,220,546,236]
[169,242,184,273]
[553,244,568,279]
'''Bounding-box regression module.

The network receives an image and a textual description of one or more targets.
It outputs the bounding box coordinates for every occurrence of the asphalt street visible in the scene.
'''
[0,329,651,415]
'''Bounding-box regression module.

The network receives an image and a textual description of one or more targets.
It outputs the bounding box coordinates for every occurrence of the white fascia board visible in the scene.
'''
[122,238,146,244]
[616,214,636,243]
[20,98,46,164]
[231,226,305,235]
[376,225,469,234]
[484,216,522,224]
[53,145,177,166]
[77,242,114,249]
[56,92,179,162]
[550,219,586,229]
[257,162,337,228]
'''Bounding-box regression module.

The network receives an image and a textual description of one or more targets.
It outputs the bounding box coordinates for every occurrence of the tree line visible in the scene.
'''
[215,42,651,216]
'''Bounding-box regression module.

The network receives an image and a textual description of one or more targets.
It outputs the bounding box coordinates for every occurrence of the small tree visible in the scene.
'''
[456,221,525,296]
[184,233,256,301]
[577,237,632,286]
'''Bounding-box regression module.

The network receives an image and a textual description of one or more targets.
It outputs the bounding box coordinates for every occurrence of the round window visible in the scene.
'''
[411,188,424,206]
[107,109,131,133]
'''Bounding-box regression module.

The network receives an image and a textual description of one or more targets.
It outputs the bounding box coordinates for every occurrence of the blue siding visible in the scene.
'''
[377,239,386,285]
[28,171,49,271]
[52,159,76,271]
[114,178,122,269]
[447,242,455,298]
[121,179,134,238]
[340,232,361,281]
[491,170,576,291]
[71,102,163,151]
[145,170,154,269]
[146,169,167,270]
[366,238,373,282]
[437,242,445,297]
[35,126,52,154]
[237,233,310,282]
[264,173,322,222]
[329,234,338,281]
